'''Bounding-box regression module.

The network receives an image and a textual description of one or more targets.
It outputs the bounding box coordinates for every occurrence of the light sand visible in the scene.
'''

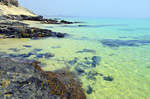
[0,3,36,16]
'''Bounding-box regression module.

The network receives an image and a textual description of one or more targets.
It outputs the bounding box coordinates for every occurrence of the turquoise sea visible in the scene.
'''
[0,17,150,99]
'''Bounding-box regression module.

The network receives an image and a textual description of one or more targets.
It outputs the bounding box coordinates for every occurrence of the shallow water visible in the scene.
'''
[0,17,150,99]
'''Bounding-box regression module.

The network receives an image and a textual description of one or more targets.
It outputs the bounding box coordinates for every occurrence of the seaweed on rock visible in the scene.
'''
[0,57,86,99]
[43,68,86,99]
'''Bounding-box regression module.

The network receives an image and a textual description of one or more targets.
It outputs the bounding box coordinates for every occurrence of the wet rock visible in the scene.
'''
[68,57,78,65]
[99,73,104,76]
[36,54,44,58]
[0,21,28,26]
[76,49,96,54]
[23,45,32,48]
[86,85,93,94]
[0,21,67,39]
[77,63,89,69]
[0,57,55,98]
[75,67,85,75]
[32,48,42,52]
[44,68,86,99]
[0,57,86,99]
[20,15,43,21]
[7,53,33,58]
[18,53,33,58]
[36,53,54,59]
[86,71,98,80]
[103,76,114,81]
[78,25,89,27]
[2,14,76,25]
[44,53,55,59]
[8,48,20,52]
[101,39,150,47]
[56,32,66,38]
[91,56,101,67]
[84,57,92,65]
[60,20,73,24]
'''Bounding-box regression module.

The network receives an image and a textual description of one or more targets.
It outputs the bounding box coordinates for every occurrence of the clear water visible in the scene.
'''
[0,17,150,99]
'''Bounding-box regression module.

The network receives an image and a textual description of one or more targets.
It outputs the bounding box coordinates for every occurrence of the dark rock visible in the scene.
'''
[36,54,44,58]
[0,21,28,26]
[18,53,32,58]
[8,48,20,52]
[76,49,96,54]
[91,56,101,67]
[75,67,85,75]
[78,25,89,27]
[20,15,43,21]
[0,57,60,99]
[8,54,18,58]
[86,85,93,94]
[44,53,55,59]
[56,32,66,38]
[36,53,54,59]
[101,39,150,47]
[103,76,114,81]
[0,0,19,7]
[68,57,78,65]
[0,21,67,39]
[23,45,32,48]
[0,57,51,98]
[2,14,76,25]
[33,48,42,52]
[99,73,104,76]
[86,71,98,80]
[60,20,73,24]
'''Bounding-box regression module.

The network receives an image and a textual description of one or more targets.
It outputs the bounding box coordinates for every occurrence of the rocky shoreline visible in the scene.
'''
[0,0,87,98]
[2,14,78,24]
[0,21,67,38]
[0,57,86,99]
[0,13,82,38]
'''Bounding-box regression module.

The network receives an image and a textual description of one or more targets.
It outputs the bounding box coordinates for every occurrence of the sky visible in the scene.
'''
[19,0,150,18]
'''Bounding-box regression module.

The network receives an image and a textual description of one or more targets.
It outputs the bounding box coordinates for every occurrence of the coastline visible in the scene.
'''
[0,0,86,99]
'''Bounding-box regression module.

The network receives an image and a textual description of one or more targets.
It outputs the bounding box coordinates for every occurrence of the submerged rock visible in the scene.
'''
[0,57,86,99]
[68,57,78,65]
[86,71,98,80]
[0,57,58,99]
[76,49,96,54]
[103,76,114,81]
[101,39,150,47]
[36,53,54,59]
[8,48,20,52]
[33,48,42,52]
[86,85,93,94]
[75,66,85,75]
[91,56,101,67]
[23,45,32,48]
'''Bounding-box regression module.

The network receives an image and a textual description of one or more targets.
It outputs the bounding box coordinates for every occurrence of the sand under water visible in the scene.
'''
[0,17,150,99]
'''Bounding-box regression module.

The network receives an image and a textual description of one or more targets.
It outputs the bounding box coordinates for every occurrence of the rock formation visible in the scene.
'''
[0,0,18,7]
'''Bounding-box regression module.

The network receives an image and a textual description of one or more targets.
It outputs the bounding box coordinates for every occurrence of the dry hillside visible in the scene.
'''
[0,0,36,16]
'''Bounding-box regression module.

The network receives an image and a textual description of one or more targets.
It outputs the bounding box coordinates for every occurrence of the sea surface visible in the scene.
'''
[0,17,150,99]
